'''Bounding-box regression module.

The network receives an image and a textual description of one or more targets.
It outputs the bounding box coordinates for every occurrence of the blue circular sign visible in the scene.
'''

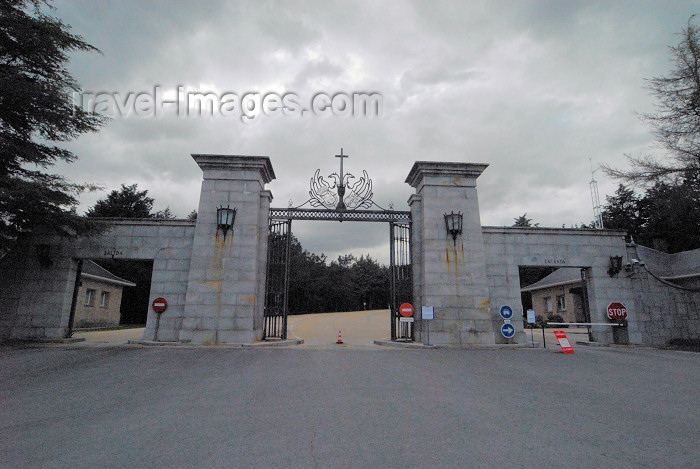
[499,305,514,320]
[501,322,516,339]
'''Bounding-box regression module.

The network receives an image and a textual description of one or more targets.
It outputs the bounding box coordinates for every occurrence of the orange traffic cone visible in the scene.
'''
[336,330,343,344]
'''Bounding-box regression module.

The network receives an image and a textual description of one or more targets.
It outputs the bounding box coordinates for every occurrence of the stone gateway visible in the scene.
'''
[0,154,698,346]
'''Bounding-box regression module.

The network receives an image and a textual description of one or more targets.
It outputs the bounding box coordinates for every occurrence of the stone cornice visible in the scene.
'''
[405,161,489,187]
[191,154,276,183]
[482,226,628,236]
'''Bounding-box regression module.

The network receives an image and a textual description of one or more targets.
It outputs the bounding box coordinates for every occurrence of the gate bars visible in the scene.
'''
[390,222,413,341]
[264,209,413,342]
[263,220,292,339]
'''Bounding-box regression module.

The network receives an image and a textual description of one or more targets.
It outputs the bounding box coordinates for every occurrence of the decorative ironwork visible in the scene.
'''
[263,220,291,340]
[269,207,410,223]
[307,148,377,210]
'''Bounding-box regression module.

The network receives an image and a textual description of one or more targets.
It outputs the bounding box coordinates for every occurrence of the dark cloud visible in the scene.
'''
[47,0,699,259]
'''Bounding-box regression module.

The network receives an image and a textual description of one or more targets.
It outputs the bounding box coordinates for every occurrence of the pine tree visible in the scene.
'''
[0,1,106,257]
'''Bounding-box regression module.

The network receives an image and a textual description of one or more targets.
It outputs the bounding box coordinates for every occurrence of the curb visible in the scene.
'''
[575,340,609,347]
[374,339,536,350]
[374,339,435,349]
[127,338,304,348]
[2,337,87,345]
[245,338,304,347]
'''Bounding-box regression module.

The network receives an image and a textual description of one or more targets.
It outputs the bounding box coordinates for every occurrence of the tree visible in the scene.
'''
[601,184,644,238]
[604,16,700,183]
[86,184,154,218]
[600,175,700,252]
[187,210,197,221]
[350,255,390,310]
[639,174,700,252]
[512,213,538,227]
[153,207,176,219]
[0,1,106,257]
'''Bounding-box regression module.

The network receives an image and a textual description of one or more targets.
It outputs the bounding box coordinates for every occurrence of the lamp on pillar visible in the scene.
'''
[608,255,623,277]
[216,205,237,238]
[444,211,463,245]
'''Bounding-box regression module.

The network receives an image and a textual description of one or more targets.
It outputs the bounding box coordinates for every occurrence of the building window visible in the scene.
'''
[557,295,566,311]
[100,291,110,308]
[85,289,96,306]
[544,296,552,312]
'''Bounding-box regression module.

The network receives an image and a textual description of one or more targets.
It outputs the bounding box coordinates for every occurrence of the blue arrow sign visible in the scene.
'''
[499,305,514,320]
[501,323,515,339]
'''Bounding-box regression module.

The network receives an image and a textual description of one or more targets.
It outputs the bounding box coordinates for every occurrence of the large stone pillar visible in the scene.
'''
[180,154,274,344]
[406,162,495,345]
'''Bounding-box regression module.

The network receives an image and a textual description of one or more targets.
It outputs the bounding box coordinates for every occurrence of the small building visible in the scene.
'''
[521,269,586,324]
[75,261,136,328]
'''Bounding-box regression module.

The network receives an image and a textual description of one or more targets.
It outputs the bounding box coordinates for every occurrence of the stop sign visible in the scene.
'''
[607,302,627,320]
[399,303,414,317]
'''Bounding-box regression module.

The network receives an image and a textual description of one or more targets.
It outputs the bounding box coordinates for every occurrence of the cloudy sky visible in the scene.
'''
[50,0,697,263]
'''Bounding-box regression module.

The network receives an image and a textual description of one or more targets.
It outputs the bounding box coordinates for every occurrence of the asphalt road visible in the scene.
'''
[1,343,698,468]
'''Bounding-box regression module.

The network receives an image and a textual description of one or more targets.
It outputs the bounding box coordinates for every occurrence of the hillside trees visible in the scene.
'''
[286,236,391,314]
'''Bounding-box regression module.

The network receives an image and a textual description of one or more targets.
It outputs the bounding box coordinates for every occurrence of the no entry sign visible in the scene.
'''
[152,297,168,314]
[607,302,628,320]
[399,303,414,317]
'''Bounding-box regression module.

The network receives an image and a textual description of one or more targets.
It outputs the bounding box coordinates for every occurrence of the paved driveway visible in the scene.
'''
[288,309,390,345]
[1,343,698,468]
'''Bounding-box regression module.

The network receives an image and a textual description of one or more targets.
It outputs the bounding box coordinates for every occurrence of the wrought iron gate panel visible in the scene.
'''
[263,220,292,339]
[390,222,413,341]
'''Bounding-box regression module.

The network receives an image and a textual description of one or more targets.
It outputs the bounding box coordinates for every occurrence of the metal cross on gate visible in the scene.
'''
[335,148,348,210]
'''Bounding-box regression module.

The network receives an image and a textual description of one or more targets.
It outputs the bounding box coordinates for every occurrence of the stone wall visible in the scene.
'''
[481,227,633,344]
[0,219,196,341]
[628,245,700,346]
[0,239,78,340]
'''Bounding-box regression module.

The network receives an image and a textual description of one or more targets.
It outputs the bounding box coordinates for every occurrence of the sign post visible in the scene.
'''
[399,302,414,341]
[526,309,536,346]
[499,305,515,340]
[151,297,168,342]
[422,306,434,346]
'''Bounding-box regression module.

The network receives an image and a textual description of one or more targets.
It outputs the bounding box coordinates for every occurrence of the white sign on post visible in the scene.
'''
[422,306,434,320]
[527,309,536,324]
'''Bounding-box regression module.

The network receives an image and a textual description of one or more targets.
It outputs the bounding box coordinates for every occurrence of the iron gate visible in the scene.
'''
[390,222,413,340]
[263,152,415,341]
[263,220,291,339]
[264,209,413,342]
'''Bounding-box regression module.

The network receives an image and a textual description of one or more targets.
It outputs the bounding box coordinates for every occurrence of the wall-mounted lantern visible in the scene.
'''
[36,244,53,268]
[608,255,623,277]
[216,205,237,238]
[444,211,463,245]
